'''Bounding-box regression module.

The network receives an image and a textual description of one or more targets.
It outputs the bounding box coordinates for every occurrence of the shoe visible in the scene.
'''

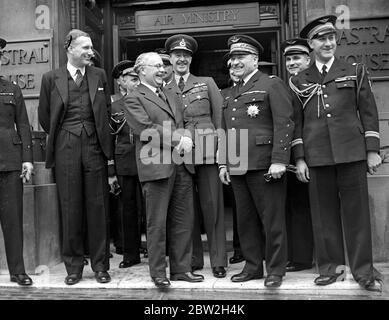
[170,272,204,282]
[229,254,244,264]
[231,272,263,282]
[83,258,89,266]
[119,259,141,268]
[10,274,33,286]
[152,277,171,288]
[358,278,383,292]
[212,267,226,278]
[286,262,312,272]
[64,273,82,285]
[191,265,203,272]
[95,271,111,283]
[314,274,344,286]
[264,275,283,288]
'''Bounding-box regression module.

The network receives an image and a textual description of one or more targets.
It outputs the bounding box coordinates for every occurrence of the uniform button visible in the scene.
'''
[327,113,332,118]
[231,128,236,131]
[322,85,326,88]
[287,124,290,127]
[182,95,186,98]
[184,105,188,107]
[280,140,283,143]
[234,99,238,102]
[286,134,289,137]
[252,98,256,101]
[284,147,287,150]
[325,104,329,108]
[232,108,236,111]
[231,117,235,121]
[324,94,328,98]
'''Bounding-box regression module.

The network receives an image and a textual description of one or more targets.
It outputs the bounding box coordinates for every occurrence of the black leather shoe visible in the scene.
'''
[314,274,343,286]
[212,267,226,278]
[152,277,171,288]
[64,273,82,285]
[10,274,33,286]
[286,262,312,272]
[95,271,111,283]
[191,265,203,272]
[83,258,89,266]
[231,272,263,282]
[229,254,244,264]
[171,272,204,282]
[264,275,283,288]
[358,278,383,292]
[119,259,141,268]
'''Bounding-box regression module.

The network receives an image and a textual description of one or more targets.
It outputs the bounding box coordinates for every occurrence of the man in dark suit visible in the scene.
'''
[0,37,33,286]
[164,34,227,278]
[123,52,204,288]
[219,35,294,288]
[290,15,383,292]
[38,29,112,285]
[280,38,314,272]
[109,61,142,268]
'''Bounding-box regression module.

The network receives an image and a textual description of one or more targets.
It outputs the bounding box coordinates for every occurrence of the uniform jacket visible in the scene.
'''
[290,58,380,167]
[221,70,294,175]
[0,79,32,171]
[165,74,223,164]
[123,83,195,183]
[38,65,112,168]
[111,96,137,176]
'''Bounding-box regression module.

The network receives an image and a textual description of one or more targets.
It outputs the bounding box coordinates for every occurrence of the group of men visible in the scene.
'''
[0,14,383,292]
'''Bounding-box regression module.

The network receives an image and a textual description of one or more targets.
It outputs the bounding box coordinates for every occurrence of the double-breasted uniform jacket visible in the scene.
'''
[290,58,380,166]
[123,83,195,183]
[110,96,137,176]
[221,70,295,174]
[165,74,223,164]
[38,65,113,168]
[0,79,32,171]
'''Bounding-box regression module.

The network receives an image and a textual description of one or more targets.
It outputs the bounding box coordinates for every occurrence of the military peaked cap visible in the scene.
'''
[164,34,198,54]
[111,60,135,79]
[227,34,264,56]
[300,15,338,40]
[281,38,312,56]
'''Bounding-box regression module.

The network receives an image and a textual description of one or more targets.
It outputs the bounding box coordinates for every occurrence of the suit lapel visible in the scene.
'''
[182,74,196,94]
[233,70,259,98]
[86,66,98,105]
[54,66,69,107]
[138,84,175,119]
[323,58,347,84]
[304,64,322,85]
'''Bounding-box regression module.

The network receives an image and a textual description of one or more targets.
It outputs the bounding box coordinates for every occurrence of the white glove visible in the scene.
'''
[176,136,193,153]
[21,162,34,183]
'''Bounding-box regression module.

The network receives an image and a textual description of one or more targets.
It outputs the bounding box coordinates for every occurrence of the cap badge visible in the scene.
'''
[246,104,259,118]
[287,40,297,44]
[319,18,330,23]
[230,37,240,43]
[179,39,186,47]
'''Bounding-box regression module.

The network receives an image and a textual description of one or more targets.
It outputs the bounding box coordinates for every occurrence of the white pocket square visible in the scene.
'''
[98,87,104,91]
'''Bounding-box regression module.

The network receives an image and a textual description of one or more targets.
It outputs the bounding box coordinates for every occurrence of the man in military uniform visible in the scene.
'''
[280,38,314,272]
[219,35,294,287]
[164,34,227,278]
[0,37,34,286]
[38,29,112,285]
[109,61,142,268]
[290,15,383,291]
[155,49,174,86]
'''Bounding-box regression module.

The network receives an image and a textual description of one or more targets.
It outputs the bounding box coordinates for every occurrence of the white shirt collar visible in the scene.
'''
[242,69,258,85]
[174,73,190,85]
[67,61,86,81]
[141,81,158,94]
[315,56,335,74]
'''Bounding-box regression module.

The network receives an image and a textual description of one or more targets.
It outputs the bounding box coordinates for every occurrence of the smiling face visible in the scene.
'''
[285,54,311,74]
[308,33,337,64]
[229,53,258,80]
[170,50,192,76]
[139,53,165,88]
[68,35,94,68]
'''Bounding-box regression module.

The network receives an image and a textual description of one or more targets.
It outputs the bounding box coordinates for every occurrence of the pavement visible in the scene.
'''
[0,249,388,300]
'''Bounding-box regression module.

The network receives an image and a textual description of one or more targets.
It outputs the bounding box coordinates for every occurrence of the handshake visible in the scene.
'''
[175,136,193,154]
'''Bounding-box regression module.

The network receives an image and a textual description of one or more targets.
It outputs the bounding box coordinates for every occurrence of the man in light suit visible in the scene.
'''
[164,34,227,278]
[38,29,112,285]
[123,52,204,288]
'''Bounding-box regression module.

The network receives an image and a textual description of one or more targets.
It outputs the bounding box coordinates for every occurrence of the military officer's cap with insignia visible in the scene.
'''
[281,38,312,56]
[227,34,264,56]
[0,37,6,49]
[155,48,171,65]
[165,34,198,55]
[111,60,135,79]
[300,15,338,40]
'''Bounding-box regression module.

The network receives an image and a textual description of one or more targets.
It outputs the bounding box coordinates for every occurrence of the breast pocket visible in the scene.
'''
[187,91,211,116]
[335,80,356,89]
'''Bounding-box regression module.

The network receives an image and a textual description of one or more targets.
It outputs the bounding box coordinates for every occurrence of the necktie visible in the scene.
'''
[156,88,167,103]
[75,69,83,87]
[321,65,327,83]
[178,76,185,92]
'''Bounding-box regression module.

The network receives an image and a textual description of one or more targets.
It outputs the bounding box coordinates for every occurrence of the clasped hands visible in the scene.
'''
[21,162,34,183]
[175,135,193,154]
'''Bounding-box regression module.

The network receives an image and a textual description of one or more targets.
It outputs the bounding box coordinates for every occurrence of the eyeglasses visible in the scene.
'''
[142,64,165,69]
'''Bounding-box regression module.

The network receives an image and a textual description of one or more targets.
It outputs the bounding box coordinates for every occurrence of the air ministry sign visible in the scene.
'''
[135,3,260,33]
